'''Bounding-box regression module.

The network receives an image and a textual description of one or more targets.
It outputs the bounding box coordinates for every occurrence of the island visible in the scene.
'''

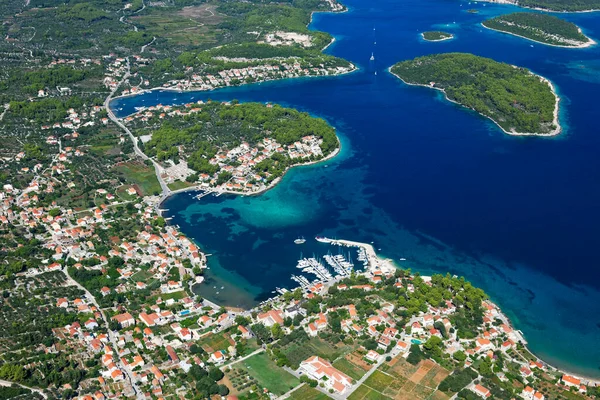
[482,12,595,48]
[421,31,454,41]
[467,8,480,13]
[390,53,560,136]
[476,0,600,12]
[124,101,340,194]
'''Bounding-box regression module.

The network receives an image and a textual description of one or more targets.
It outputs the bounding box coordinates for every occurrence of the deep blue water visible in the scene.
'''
[112,0,600,378]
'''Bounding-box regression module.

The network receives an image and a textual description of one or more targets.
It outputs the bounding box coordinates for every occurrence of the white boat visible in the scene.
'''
[294,237,306,244]
[315,236,332,243]
[370,52,375,61]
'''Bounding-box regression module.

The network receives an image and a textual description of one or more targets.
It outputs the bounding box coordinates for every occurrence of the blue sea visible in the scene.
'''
[111,0,600,378]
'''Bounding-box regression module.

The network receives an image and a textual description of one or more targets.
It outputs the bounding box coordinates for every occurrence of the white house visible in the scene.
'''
[299,356,353,394]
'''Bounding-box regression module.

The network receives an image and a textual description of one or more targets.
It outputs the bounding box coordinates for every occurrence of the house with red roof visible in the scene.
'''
[299,356,353,394]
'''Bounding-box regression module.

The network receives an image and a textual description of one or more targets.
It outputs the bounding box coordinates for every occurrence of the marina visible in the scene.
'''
[282,237,378,295]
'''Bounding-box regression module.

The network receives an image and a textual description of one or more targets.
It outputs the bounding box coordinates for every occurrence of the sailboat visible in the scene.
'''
[370,52,375,61]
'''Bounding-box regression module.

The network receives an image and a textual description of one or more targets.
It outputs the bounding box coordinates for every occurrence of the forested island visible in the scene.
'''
[390,53,560,136]
[483,12,595,48]
[478,0,600,12]
[126,101,340,193]
[422,31,454,41]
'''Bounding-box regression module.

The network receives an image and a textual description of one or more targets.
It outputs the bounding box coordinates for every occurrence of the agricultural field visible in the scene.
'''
[333,357,369,381]
[277,334,355,369]
[288,384,330,400]
[198,332,234,353]
[131,5,223,48]
[113,161,162,196]
[348,382,393,400]
[350,358,450,400]
[236,352,300,395]
[381,358,450,400]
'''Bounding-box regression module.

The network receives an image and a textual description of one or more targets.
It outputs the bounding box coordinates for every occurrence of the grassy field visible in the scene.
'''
[167,180,195,191]
[113,161,161,196]
[130,269,153,282]
[158,291,186,301]
[333,358,368,381]
[237,353,300,395]
[288,384,330,400]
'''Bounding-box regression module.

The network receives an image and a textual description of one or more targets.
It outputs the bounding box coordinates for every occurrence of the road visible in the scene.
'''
[278,382,306,399]
[220,348,265,370]
[0,379,47,399]
[63,267,145,400]
[103,57,170,196]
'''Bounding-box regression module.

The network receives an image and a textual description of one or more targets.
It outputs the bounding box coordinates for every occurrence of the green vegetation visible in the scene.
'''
[348,369,396,400]
[113,161,162,196]
[134,102,339,183]
[390,53,558,135]
[483,12,591,47]
[288,384,330,400]
[422,31,453,41]
[237,352,300,395]
[332,358,367,380]
[438,368,478,393]
[516,0,600,12]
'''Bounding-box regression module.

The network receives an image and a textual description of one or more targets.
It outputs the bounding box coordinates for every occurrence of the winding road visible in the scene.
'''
[103,57,170,196]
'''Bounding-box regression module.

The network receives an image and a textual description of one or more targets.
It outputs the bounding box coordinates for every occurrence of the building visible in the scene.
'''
[256,310,284,327]
[111,313,135,328]
[561,375,581,388]
[299,356,353,394]
[471,384,491,398]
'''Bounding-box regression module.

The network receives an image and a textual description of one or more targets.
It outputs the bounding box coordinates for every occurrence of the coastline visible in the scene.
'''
[164,140,342,201]
[109,63,358,109]
[388,67,561,137]
[481,22,596,49]
[471,0,600,13]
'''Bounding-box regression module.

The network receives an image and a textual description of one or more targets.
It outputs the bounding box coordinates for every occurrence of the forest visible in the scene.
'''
[483,12,590,46]
[422,31,453,41]
[517,0,600,11]
[391,53,558,135]
[137,102,338,178]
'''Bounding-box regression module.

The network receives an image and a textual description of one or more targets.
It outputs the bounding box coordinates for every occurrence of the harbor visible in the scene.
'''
[266,236,398,301]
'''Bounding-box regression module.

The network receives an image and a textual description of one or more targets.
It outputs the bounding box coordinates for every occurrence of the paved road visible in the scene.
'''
[0,379,47,399]
[220,348,265,370]
[103,58,170,197]
[63,267,145,400]
[278,382,306,399]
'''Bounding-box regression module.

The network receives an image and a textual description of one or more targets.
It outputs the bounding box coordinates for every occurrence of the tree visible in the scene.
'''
[208,367,224,382]
[271,323,283,339]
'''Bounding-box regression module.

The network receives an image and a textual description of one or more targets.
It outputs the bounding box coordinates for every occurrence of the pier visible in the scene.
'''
[315,237,396,274]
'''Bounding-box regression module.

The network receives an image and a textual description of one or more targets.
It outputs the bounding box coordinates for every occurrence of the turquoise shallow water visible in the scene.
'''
[113,0,600,378]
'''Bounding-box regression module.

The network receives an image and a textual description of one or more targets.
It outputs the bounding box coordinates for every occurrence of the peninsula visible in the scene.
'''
[422,31,454,41]
[474,0,600,12]
[483,12,595,48]
[390,53,561,136]
[124,101,340,195]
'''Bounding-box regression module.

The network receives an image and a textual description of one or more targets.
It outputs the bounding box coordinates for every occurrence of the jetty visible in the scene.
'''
[314,237,396,274]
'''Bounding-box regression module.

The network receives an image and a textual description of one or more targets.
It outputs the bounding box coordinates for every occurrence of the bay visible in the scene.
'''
[112,0,600,378]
